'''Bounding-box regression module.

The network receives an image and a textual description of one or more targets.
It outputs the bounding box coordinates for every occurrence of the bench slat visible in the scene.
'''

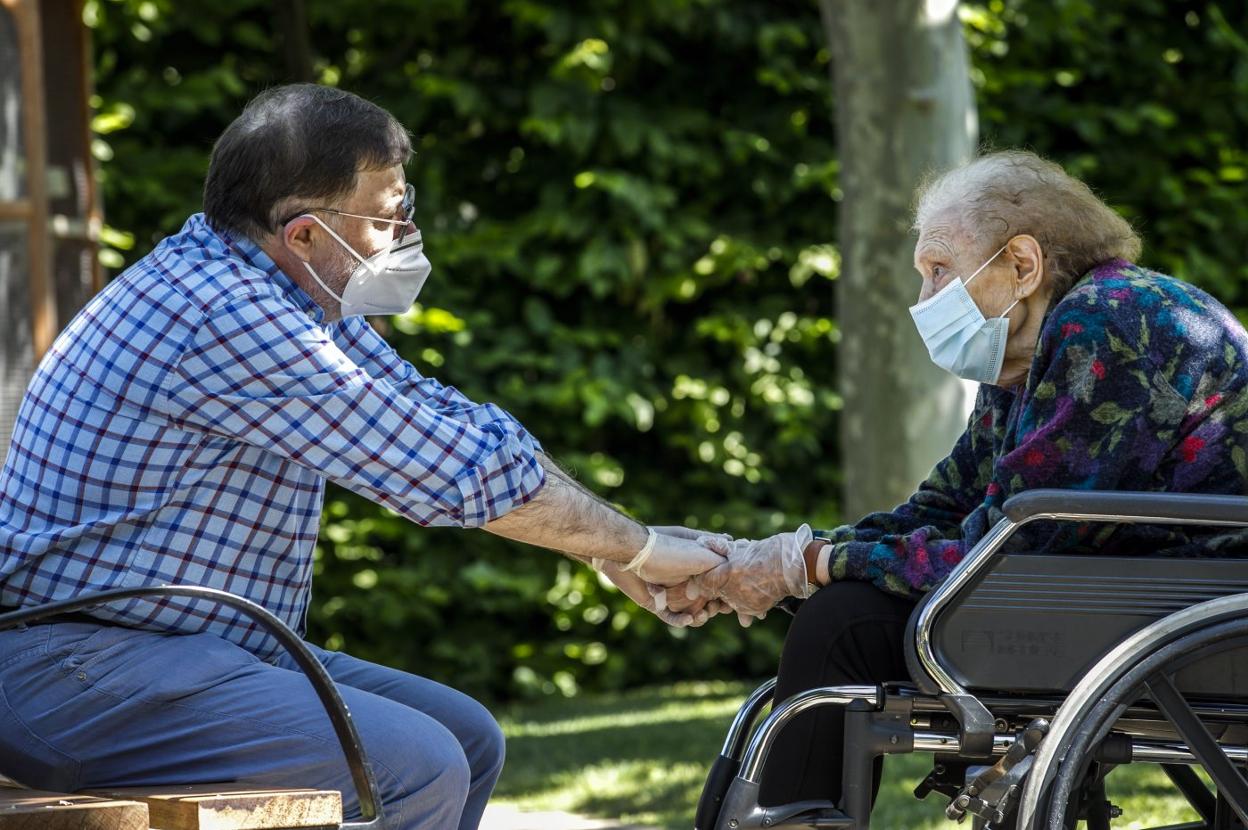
[85,784,343,830]
[0,787,149,830]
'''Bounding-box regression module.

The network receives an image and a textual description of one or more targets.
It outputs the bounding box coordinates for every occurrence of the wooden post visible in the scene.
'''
[74,0,103,294]
[4,0,55,356]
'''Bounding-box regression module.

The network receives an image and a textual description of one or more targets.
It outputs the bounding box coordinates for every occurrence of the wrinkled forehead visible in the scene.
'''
[913,209,973,270]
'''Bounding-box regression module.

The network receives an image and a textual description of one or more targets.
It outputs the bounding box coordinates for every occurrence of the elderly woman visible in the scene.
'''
[690,149,1248,807]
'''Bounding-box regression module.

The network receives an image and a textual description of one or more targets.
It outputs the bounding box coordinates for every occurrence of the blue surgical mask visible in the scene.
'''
[908,243,1019,384]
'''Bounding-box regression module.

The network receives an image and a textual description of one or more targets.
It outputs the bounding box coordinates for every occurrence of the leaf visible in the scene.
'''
[1091,401,1131,424]
[1148,371,1189,426]
[1106,330,1140,362]
[1065,345,1098,404]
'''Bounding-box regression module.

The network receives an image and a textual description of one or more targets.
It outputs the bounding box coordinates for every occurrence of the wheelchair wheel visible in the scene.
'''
[1020,600,1248,830]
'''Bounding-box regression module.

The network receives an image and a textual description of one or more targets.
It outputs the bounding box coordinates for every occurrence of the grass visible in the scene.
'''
[493,681,1206,829]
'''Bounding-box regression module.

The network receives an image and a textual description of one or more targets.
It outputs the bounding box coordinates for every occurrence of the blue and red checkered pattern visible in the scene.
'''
[0,214,546,658]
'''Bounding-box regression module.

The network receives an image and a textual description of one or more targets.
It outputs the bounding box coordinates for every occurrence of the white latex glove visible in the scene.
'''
[592,558,697,627]
[645,528,730,617]
[623,529,726,586]
[688,525,813,627]
[644,581,725,627]
[648,525,733,543]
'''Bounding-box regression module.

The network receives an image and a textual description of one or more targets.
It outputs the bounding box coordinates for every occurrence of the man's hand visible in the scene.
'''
[648,525,732,543]
[688,525,813,627]
[593,558,714,627]
[660,581,732,622]
[626,531,726,586]
[641,527,733,621]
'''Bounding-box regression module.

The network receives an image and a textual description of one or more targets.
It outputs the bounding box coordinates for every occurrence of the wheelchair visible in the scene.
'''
[696,489,1248,830]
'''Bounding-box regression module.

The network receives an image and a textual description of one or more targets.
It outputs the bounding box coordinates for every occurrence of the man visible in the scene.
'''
[0,84,722,830]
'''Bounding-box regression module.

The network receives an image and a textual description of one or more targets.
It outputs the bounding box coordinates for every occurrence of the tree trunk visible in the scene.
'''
[821,0,979,518]
[274,0,314,83]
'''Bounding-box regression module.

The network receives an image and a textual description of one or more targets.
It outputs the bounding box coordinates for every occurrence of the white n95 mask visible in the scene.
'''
[908,242,1019,385]
[300,214,432,318]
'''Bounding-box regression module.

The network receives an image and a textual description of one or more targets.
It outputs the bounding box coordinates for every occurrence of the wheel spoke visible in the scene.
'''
[1161,764,1216,825]
[1146,674,1248,827]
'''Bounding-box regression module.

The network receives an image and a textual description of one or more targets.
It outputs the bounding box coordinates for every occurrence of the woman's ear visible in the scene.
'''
[1006,234,1045,299]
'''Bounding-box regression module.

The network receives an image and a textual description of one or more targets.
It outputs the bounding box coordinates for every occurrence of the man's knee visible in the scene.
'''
[353,718,470,830]
[454,696,505,783]
[374,716,469,798]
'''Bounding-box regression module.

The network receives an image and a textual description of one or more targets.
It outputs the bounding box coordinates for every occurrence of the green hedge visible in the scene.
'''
[87,0,1247,701]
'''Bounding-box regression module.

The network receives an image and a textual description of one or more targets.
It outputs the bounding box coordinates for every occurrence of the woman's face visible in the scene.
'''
[912,212,1052,386]
[913,218,1019,321]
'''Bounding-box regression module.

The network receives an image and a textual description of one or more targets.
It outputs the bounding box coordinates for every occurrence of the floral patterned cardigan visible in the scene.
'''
[821,259,1248,599]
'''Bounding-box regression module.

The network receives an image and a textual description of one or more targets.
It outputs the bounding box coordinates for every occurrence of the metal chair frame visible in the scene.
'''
[0,585,384,829]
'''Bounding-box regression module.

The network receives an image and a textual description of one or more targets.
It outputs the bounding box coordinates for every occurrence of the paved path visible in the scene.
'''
[480,803,653,830]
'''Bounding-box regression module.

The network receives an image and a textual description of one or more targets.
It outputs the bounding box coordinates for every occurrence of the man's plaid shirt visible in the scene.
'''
[0,214,546,658]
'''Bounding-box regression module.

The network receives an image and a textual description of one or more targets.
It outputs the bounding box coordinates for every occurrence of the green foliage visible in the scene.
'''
[963,0,1248,315]
[85,0,1248,702]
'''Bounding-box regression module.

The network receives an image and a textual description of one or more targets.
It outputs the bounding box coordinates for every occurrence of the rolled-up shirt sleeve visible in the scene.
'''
[332,315,543,454]
[164,294,545,527]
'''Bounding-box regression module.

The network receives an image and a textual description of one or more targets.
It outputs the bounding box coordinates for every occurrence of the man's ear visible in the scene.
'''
[1006,234,1045,299]
[282,216,318,260]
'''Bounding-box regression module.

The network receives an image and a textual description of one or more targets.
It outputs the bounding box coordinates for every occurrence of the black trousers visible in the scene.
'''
[758,581,917,807]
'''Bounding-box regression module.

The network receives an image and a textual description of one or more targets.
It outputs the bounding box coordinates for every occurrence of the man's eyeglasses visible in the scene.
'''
[280,183,418,245]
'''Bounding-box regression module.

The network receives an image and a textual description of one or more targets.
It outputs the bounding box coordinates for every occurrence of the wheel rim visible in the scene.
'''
[1017,593,1248,829]
[1039,620,1248,828]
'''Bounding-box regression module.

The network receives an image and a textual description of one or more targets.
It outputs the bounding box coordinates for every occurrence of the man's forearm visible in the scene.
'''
[483,453,648,563]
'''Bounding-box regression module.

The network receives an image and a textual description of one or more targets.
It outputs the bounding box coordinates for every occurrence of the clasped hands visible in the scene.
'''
[596,524,815,628]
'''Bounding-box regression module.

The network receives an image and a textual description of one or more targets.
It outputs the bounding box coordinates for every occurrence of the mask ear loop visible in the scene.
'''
[962,241,1021,320]
[999,295,1022,320]
[961,241,1011,288]
[283,215,350,305]
[302,214,392,276]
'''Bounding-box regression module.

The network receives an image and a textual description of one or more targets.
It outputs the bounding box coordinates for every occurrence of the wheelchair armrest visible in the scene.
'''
[0,585,383,828]
[1003,489,1248,527]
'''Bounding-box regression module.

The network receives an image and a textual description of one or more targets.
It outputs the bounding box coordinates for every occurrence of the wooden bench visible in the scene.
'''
[0,777,343,830]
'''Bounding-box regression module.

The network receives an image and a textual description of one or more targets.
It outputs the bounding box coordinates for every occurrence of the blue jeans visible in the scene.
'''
[0,620,504,830]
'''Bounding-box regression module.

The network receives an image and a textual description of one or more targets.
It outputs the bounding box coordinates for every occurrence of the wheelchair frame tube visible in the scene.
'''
[913,730,1248,766]
[0,585,384,829]
[737,685,880,784]
[721,677,778,759]
[914,490,1248,701]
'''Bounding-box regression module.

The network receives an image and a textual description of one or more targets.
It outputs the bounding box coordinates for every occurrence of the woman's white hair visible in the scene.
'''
[913,150,1142,299]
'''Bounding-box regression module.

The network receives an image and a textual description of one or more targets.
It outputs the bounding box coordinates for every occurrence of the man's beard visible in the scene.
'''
[313,243,358,311]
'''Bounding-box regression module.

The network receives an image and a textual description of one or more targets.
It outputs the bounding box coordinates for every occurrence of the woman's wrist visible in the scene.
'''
[802,538,830,586]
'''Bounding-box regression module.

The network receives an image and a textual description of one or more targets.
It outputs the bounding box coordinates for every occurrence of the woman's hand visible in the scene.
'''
[688,525,813,626]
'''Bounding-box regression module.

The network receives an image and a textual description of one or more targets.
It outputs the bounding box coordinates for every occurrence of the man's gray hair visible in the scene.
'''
[913,150,1142,299]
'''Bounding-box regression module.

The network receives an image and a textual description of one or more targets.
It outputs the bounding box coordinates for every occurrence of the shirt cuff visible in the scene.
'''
[453,436,547,527]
